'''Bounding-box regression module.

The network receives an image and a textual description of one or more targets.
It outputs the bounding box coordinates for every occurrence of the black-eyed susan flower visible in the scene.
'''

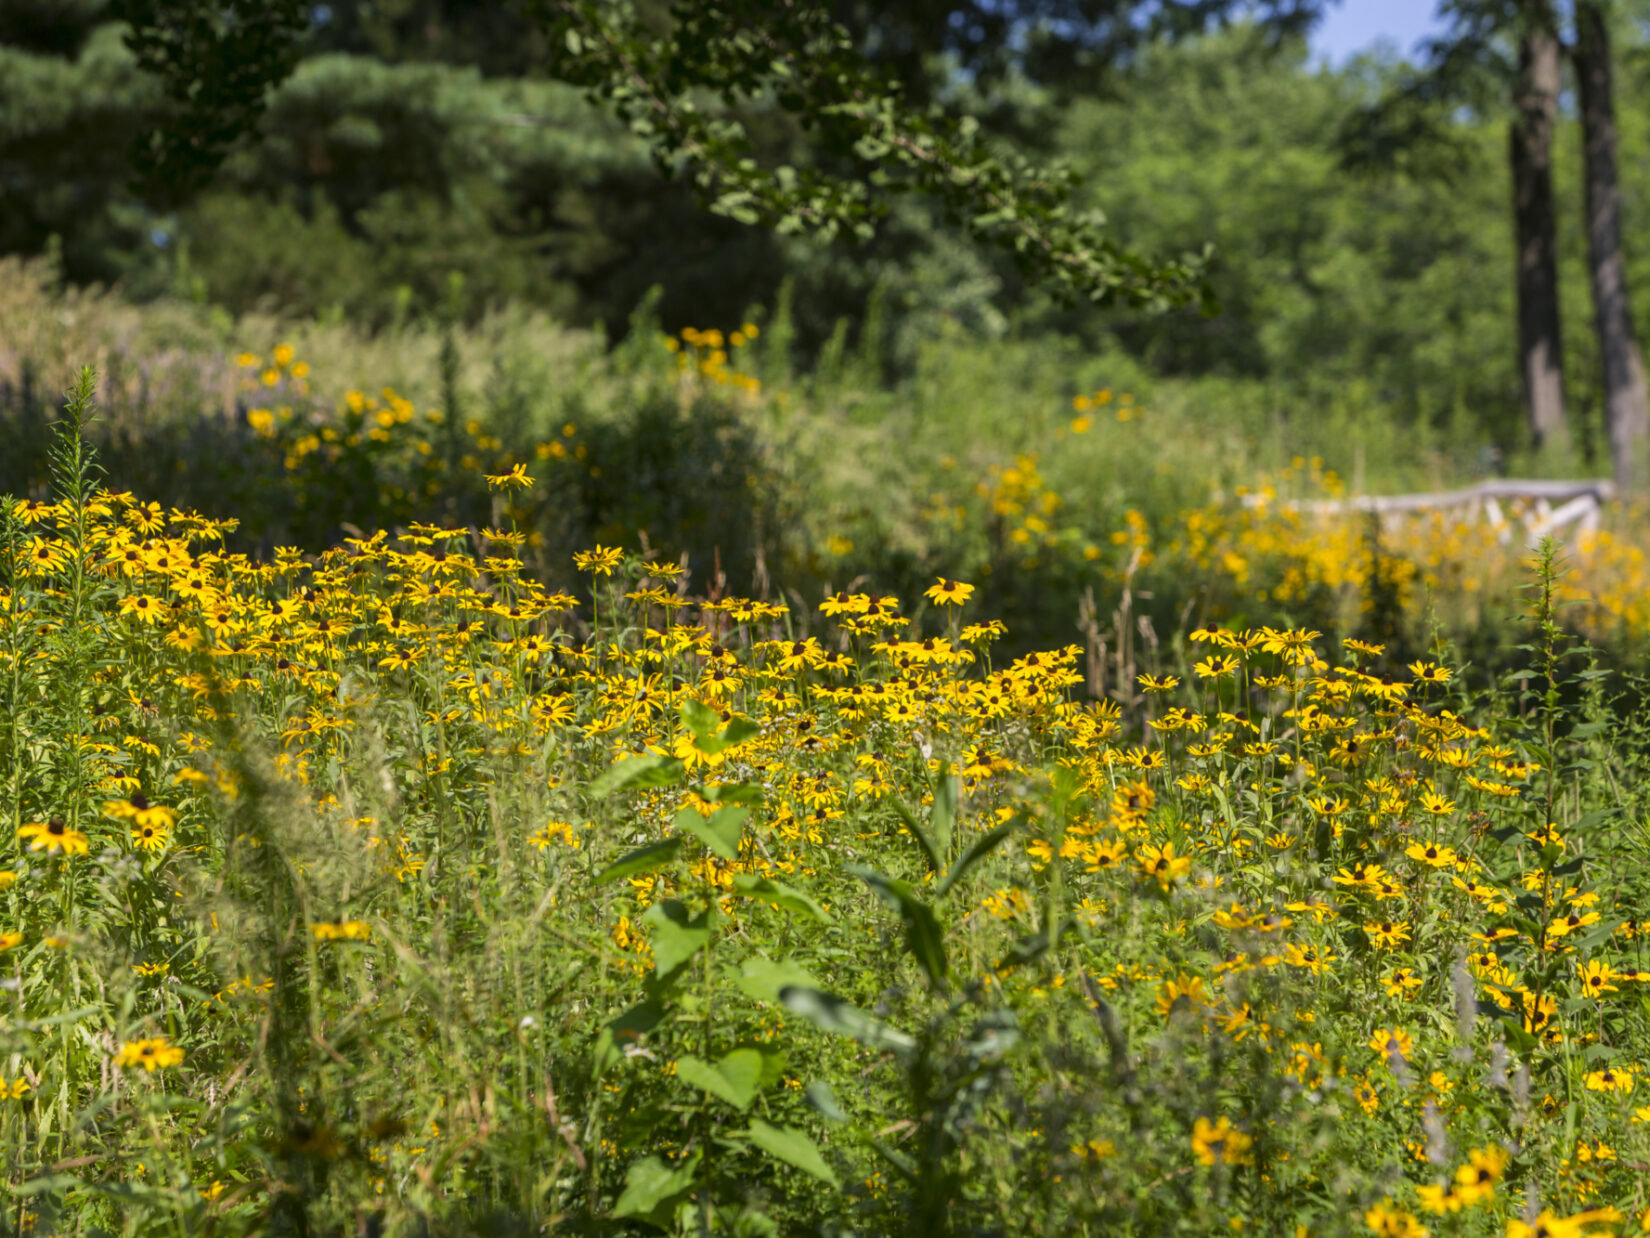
[572,546,623,576]
[22,539,66,576]
[18,817,89,856]
[1451,1144,1506,1203]
[1506,1208,1625,1238]
[1417,790,1456,816]
[1405,839,1458,867]
[1365,920,1411,949]
[1579,959,1619,996]
[484,463,534,491]
[1193,654,1240,679]
[1413,1179,1466,1215]
[1368,1027,1413,1061]
[1362,1201,1427,1237]
[1409,660,1452,684]
[118,593,167,624]
[1189,1115,1252,1166]
[922,577,975,606]
[1137,840,1189,888]
[1154,974,1206,1019]
[104,794,177,831]
[1584,1066,1633,1093]
[1352,1078,1379,1114]
[116,1037,185,1071]
[313,920,372,941]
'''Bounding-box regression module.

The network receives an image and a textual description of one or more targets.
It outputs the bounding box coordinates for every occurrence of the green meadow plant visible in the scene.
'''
[3,377,1650,1237]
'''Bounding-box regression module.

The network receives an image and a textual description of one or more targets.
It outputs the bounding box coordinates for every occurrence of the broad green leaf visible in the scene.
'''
[612,1152,699,1228]
[681,699,759,754]
[679,697,721,739]
[720,717,761,745]
[643,900,712,978]
[675,805,746,860]
[804,1080,847,1123]
[695,716,760,755]
[779,985,916,1057]
[700,779,762,805]
[745,1119,838,1187]
[593,837,681,885]
[752,1044,788,1087]
[846,864,946,987]
[733,873,832,924]
[590,753,683,798]
[936,819,1016,898]
[737,957,819,1004]
[676,1048,763,1110]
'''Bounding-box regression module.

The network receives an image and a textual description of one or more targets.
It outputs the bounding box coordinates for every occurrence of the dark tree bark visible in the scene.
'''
[1575,0,1649,491]
[1511,13,1568,453]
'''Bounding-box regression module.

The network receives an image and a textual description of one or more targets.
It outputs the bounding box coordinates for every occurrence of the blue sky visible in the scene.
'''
[1310,0,1448,65]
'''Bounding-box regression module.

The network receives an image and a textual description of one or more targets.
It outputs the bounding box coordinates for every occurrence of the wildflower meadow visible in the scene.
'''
[6,342,1650,1238]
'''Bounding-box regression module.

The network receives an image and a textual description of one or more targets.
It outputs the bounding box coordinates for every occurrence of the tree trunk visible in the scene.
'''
[1576,0,1650,491]
[1510,15,1568,453]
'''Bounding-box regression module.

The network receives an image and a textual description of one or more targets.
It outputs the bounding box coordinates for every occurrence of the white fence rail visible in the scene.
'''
[1239,480,1616,546]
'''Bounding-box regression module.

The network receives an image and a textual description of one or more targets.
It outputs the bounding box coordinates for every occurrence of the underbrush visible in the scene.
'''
[4,376,1650,1236]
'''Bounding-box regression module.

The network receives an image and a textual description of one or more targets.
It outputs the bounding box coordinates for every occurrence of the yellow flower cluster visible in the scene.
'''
[5,432,1650,1228]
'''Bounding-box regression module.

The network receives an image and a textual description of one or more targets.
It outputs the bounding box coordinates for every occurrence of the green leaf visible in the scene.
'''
[804,1080,847,1123]
[593,997,668,1076]
[996,921,1074,972]
[846,863,946,987]
[700,779,762,805]
[676,1049,763,1110]
[936,819,1017,898]
[675,805,747,860]
[732,873,832,924]
[642,900,713,978]
[1049,762,1083,812]
[736,956,819,1004]
[779,985,916,1057]
[680,700,759,755]
[695,716,760,755]
[679,698,721,739]
[930,764,958,859]
[890,799,942,874]
[591,753,683,798]
[593,837,682,885]
[745,1119,838,1187]
[1573,918,1626,954]
[13,1174,83,1197]
[612,1152,700,1228]
[719,717,760,746]
[1501,1020,1540,1055]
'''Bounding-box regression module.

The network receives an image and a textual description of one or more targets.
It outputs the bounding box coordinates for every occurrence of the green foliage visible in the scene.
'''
[545,0,1211,309]
[112,0,310,204]
[6,368,1650,1236]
